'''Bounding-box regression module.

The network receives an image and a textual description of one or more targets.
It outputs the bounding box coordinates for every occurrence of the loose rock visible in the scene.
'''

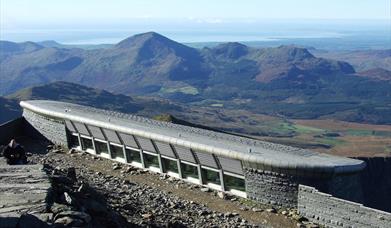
[266,208,277,213]
[201,187,211,192]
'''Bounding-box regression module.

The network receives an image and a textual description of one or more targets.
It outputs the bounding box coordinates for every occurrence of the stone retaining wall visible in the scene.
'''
[244,168,299,208]
[244,168,365,210]
[244,167,338,209]
[298,185,391,228]
[23,109,68,147]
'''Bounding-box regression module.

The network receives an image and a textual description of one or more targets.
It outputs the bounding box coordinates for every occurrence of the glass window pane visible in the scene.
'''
[81,137,93,150]
[110,145,124,159]
[162,158,178,173]
[144,153,159,169]
[181,163,198,179]
[224,174,245,192]
[69,135,79,148]
[202,168,220,185]
[95,141,108,155]
[126,148,141,163]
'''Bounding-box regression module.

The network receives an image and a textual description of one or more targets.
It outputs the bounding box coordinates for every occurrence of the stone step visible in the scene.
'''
[0,159,51,220]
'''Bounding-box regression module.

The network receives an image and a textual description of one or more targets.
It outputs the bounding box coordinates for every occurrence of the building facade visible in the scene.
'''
[20,100,366,209]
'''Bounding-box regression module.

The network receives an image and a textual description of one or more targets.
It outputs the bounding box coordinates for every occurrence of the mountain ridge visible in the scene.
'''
[0,32,355,95]
[1,32,390,124]
[1,81,184,124]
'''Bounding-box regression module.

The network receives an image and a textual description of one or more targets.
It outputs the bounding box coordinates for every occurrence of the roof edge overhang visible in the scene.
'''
[20,100,366,175]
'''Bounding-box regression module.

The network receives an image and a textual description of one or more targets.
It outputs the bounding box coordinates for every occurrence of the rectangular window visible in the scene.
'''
[162,158,179,174]
[144,153,159,169]
[126,148,141,163]
[69,135,79,148]
[181,163,198,179]
[110,144,124,159]
[202,168,221,186]
[224,174,245,192]
[95,140,108,155]
[81,137,93,151]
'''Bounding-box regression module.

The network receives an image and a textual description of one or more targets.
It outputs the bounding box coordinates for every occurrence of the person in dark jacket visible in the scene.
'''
[2,139,27,165]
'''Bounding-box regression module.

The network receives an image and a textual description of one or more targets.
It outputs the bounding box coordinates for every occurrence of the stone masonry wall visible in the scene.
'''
[23,109,68,147]
[244,168,364,210]
[298,185,391,228]
[244,168,299,208]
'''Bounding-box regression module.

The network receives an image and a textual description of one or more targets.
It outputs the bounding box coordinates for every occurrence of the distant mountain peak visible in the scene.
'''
[277,45,314,59]
[212,42,249,59]
[217,42,247,49]
[0,40,43,53]
[259,45,315,63]
[113,32,202,78]
[115,31,179,49]
[38,40,63,48]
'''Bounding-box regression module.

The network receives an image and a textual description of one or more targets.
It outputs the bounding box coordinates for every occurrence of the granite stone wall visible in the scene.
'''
[298,185,391,228]
[23,109,68,147]
[244,168,299,208]
[244,167,365,209]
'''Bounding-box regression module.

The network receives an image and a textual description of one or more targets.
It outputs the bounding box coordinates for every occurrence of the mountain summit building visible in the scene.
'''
[18,100,366,208]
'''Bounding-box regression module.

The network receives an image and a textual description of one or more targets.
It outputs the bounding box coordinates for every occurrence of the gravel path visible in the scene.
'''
[26,144,304,227]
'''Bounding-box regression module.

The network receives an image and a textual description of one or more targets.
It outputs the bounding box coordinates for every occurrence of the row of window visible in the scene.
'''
[70,134,246,195]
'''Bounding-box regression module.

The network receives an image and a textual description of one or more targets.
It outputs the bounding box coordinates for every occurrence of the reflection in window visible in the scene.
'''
[202,168,220,185]
[162,158,179,173]
[144,153,159,169]
[126,148,141,163]
[224,174,246,192]
[181,163,198,179]
[69,135,79,148]
[110,145,124,159]
[95,141,108,155]
[81,137,93,151]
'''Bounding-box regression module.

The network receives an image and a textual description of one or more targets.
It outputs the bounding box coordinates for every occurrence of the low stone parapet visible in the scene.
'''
[298,185,391,228]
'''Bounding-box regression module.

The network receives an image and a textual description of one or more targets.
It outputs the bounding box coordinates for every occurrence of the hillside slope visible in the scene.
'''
[1,81,182,124]
[1,32,391,124]
[0,32,355,96]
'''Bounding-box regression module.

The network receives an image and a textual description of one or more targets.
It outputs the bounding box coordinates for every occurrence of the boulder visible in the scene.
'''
[18,213,50,228]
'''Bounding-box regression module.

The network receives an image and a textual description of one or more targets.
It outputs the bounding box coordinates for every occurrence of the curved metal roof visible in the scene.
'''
[20,100,366,175]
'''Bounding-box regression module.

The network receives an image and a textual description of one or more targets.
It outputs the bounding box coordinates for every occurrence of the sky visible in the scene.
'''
[0,0,390,44]
[1,0,390,29]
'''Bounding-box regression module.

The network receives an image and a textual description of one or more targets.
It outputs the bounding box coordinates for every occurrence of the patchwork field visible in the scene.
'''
[281,119,391,157]
[172,106,391,158]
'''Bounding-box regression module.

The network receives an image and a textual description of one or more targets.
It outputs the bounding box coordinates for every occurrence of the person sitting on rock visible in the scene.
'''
[2,139,27,165]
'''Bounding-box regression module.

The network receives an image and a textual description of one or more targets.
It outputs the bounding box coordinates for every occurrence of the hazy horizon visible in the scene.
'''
[0,1,390,49]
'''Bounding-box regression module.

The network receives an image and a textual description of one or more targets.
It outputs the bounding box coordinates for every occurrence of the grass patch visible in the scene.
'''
[316,137,345,146]
[278,122,325,134]
[345,129,374,136]
[160,86,199,95]
[153,114,174,122]
[345,129,391,137]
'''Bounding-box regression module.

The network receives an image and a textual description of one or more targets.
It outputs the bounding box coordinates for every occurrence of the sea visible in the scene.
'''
[1,20,390,50]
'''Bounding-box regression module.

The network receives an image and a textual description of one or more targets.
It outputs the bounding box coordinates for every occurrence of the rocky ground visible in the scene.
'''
[19,139,319,228]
